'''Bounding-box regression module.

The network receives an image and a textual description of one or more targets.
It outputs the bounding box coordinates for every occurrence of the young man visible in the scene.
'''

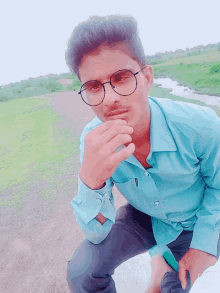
[65,15,220,293]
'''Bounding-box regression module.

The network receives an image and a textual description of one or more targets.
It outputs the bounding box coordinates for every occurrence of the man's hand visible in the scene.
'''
[80,119,135,190]
[178,247,217,290]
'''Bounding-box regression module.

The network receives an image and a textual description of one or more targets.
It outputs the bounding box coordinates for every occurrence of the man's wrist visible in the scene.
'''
[87,181,106,190]
[79,172,105,190]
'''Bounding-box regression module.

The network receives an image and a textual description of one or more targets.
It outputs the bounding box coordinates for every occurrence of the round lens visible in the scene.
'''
[81,80,104,106]
[111,70,137,96]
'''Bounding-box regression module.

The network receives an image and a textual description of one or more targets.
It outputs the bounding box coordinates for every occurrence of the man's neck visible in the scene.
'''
[125,125,150,150]
[132,119,151,149]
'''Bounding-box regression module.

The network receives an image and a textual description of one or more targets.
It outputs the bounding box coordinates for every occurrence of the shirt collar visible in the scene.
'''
[115,96,177,167]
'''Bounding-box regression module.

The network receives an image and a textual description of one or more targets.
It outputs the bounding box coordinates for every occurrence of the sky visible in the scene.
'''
[1,0,220,86]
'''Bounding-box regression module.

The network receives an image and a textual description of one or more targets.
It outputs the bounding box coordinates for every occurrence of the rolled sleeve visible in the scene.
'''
[190,108,220,256]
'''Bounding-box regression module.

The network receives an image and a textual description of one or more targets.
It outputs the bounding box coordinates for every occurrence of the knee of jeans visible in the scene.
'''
[67,260,95,293]
[67,261,80,289]
[67,258,90,283]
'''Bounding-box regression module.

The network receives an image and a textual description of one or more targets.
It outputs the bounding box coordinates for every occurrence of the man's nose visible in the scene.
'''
[103,82,121,105]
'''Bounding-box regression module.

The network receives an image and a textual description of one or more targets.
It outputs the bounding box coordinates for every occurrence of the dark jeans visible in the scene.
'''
[67,203,220,293]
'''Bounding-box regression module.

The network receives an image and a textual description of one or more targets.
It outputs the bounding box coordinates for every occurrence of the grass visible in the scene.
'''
[0,72,81,102]
[0,94,80,211]
[153,51,220,96]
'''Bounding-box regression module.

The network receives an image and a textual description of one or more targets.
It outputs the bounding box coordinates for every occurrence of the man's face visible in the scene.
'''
[78,45,153,134]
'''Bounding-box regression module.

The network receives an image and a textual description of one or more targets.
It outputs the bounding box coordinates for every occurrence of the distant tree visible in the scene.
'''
[45,82,63,92]
[67,80,81,91]
[197,45,204,50]
[155,52,162,59]
[206,44,214,49]
[175,49,184,53]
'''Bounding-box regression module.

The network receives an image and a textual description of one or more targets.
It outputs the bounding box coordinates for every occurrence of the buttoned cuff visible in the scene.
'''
[72,175,116,225]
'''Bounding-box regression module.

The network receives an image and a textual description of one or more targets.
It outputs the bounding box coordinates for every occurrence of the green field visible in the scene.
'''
[0,95,80,211]
[153,51,220,96]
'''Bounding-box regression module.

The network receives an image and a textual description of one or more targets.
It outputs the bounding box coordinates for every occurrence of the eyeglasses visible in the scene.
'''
[78,65,148,106]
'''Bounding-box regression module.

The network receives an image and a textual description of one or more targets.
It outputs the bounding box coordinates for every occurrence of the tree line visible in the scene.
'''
[146,42,220,65]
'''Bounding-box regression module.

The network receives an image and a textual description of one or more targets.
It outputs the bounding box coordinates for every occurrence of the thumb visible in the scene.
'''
[179,263,188,289]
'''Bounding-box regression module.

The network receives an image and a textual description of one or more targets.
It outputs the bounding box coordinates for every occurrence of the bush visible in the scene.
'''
[67,80,81,91]
[209,64,220,74]
[44,82,63,92]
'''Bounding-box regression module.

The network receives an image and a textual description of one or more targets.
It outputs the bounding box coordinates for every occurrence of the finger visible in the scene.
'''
[190,274,197,288]
[95,119,127,135]
[179,264,188,290]
[102,133,133,155]
[110,142,135,165]
[190,269,201,288]
[99,125,134,146]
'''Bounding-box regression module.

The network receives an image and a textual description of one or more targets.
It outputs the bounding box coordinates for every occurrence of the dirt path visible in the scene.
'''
[0,90,127,293]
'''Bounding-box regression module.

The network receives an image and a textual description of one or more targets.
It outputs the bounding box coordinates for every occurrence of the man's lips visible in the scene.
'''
[107,110,128,117]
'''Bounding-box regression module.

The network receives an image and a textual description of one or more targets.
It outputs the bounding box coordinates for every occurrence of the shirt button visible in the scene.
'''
[96,198,102,203]
[154,201,160,206]
[145,172,149,176]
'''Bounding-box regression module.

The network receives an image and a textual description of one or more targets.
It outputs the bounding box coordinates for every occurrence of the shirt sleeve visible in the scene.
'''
[71,122,116,244]
[190,107,220,257]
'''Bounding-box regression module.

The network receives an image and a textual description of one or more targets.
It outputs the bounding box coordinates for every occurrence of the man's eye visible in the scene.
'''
[114,74,130,82]
[88,81,101,90]
[92,84,100,90]
[114,74,123,82]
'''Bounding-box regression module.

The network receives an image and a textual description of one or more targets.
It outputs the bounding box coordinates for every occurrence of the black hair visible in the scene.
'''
[65,14,146,81]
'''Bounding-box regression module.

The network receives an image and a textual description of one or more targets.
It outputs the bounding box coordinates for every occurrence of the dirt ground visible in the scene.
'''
[0,89,127,293]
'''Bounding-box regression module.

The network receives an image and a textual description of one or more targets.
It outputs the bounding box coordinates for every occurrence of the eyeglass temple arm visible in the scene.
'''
[134,65,149,76]
[78,81,111,95]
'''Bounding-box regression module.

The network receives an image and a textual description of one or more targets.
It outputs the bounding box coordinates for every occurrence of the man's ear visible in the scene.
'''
[143,65,154,91]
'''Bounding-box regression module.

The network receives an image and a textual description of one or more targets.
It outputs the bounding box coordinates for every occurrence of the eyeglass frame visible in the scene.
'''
[78,65,148,106]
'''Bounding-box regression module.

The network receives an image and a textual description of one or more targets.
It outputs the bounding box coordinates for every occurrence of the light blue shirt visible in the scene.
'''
[72,96,220,257]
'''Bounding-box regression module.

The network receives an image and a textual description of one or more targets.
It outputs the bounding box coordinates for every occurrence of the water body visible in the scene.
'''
[154,78,220,107]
